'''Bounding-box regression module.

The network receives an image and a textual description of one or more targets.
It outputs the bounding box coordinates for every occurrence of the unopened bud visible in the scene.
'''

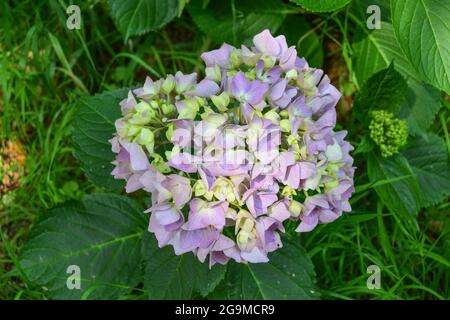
[211,92,230,112]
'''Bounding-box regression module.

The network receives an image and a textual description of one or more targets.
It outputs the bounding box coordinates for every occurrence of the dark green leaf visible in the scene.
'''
[353,63,407,118]
[391,0,450,93]
[109,0,179,40]
[367,153,421,221]
[403,133,450,207]
[19,193,147,299]
[188,0,287,46]
[142,233,226,299]
[290,0,352,12]
[398,79,442,136]
[221,238,319,299]
[73,89,128,191]
[351,21,442,135]
[195,261,226,297]
[352,21,418,87]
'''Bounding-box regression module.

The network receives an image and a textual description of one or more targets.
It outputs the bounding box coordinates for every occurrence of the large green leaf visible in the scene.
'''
[188,0,287,46]
[403,133,450,207]
[73,89,128,191]
[352,21,418,87]
[351,21,441,134]
[391,0,450,93]
[19,193,147,299]
[351,0,391,22]
[290,0,352,12]
[367,153,421,221]
[142,233,226,299]
[353,63,407,118]
[398,79,442,136]
[220,238,319,299]
[109,0,179,40]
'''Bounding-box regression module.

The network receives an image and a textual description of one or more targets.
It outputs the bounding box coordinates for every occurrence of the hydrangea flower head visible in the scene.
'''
[110,29,355,266]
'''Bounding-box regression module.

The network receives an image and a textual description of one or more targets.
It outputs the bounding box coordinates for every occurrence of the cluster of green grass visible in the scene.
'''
[0,0,448,300]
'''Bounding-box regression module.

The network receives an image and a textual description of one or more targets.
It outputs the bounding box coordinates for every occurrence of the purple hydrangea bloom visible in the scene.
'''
[110,29,355,266]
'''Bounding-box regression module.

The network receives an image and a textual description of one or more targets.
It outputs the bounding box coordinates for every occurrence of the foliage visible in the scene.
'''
[1,0,448,300]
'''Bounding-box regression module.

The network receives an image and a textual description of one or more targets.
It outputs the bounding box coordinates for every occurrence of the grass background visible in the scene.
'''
[0,0,448,299]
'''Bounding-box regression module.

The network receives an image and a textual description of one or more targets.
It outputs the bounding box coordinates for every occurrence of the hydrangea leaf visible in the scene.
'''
[73,89,128,191]
[142,233,226,299]
[352,21,418,87]
[350,0,391,23]
[403,133,450,207]
[19,193,147,299]
[367,153,421,221]
[391,0,450,94]
[398,79,442,136]
[109,0,179,40]
[188,0,287,46]
[222,238,319,299]
[195,262,227,298]
[353,63,407,119]
[290,0,352,12]
[351,21,441,132]
[351,19,441,132]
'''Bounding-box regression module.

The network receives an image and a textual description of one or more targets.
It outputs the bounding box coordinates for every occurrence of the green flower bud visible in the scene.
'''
[205,65,222,83]
[288,200,303,218]
[211,177,236,203]
[280,110,290,118]
[297,71,317,96]
[165,123,174,141]
[369,110,408,157]
[229,49,241,68]
[128,101,156,125]
[126,123,141,137]
[235,210,256,250]
[135,128,154,154]
[150,100,159,110]
[285,69,298,79]
[261,54,276,68]
[211,92,230,112]
[281,185,297,197]
[162,103,175,115]
[324,179,339,190]
[280,119,291,133]
[161,75,176,95]
[151,153,170,173]
[177,98,200,119]
[264,110,280,124]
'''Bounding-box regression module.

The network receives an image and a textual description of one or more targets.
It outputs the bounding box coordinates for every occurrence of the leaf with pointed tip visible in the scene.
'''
[367,153,421,221]
[353,63,407,119]
[398,79,441,136]
[391,0,450,93]
[188,0,287,46]
[73,89,128,191]
[403,133,450,207]
[222,238,319,299]
[142,233,226,299]
[351,22,441,134]
[109,0,179,40]
[19,193,146,299]
[290,0,352,12]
